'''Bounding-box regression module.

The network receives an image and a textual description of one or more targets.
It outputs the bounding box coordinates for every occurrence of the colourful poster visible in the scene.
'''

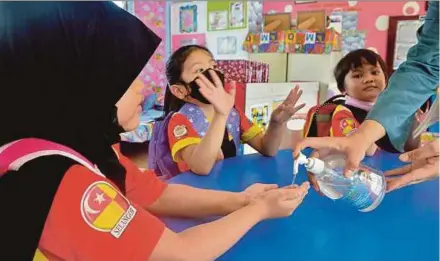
[250,103,270,130]
[179,4,198,33]
[171,34,206,52]
[135,1,167,106]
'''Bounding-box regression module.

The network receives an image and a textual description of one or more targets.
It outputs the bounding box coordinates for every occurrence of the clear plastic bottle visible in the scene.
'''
[412,95,439,138]
[295,153,386,212]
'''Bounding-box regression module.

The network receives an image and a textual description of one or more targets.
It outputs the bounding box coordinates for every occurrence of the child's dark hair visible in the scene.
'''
[163,45,213,116]
[334,49,389,93]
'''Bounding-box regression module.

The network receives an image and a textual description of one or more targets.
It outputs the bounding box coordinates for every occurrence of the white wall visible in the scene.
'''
[287,52,342,96]
[243,82,320,154]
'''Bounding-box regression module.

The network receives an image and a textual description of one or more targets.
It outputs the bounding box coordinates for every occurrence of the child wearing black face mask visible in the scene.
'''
[149,45,305,176]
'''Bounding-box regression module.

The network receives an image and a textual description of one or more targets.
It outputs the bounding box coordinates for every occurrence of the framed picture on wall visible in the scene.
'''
[179,5,198,33]
[386,15,421,75]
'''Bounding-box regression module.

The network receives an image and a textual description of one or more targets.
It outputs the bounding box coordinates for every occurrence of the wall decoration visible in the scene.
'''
[217,36,237,55]
[342,30,366,56]
[248,1,263,33]
[402,1,420,16]
[171,2,207,35]
[326,13,343,33]
[209,10,228,31]
[207,2,229,31]
[172,34,206,52]
[207,1,247,31]
[262,2,427,58]
[304,31,317,53]
[297,10,326,31]
[229,2,246,28]
[207,30,249,60]
[342,11,359,31]
[243,29,341,54]
[179,5,198,33]
[325,28,341,53]
[135,1,167,106]
[264,13,292,32]
[250,103,270,130]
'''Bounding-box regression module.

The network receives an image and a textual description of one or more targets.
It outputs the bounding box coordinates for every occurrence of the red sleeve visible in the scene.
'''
[167,113,201,161]
[236,107,252,132]
[36,165,165,261]
[112,144,167,208]
[236,107,263,143]
[330,106,360,137]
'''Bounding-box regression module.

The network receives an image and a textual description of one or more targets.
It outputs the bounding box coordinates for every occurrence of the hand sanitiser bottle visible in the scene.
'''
[412,95,439,139]
[295,153,386,212]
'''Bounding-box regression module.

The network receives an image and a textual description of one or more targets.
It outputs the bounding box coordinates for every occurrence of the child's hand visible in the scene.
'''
[415,109,428,124]
[196,70,236,117]
[386,139,439,192]
[270,85,305,124]
[251,182,309,220]
[242,183,279,200]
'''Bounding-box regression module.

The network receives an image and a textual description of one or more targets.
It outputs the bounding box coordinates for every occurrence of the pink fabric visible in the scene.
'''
[0,138,93,176]
[135,1,167,106]
[345,96,375,112]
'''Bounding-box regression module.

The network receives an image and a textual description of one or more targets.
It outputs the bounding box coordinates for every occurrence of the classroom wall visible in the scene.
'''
[263,1,426,59]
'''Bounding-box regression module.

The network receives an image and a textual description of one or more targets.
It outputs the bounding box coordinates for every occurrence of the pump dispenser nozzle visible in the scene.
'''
[293,153,309,184]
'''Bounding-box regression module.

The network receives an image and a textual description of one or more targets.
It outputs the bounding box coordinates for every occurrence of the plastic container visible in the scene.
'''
[295,153,386,212]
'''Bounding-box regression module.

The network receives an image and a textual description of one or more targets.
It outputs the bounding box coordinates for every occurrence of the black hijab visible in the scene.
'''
[0,2,160,259]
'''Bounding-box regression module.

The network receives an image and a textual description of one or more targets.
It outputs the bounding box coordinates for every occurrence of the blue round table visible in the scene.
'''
[163,150,439,261]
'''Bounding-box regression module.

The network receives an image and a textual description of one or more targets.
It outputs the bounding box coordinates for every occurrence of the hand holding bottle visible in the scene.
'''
[296,152,386,212]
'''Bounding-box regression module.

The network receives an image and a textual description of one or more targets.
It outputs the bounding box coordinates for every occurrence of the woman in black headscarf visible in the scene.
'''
[0,2,163,259]
[0,2,308,260]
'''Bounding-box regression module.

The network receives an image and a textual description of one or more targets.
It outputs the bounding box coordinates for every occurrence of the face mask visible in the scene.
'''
[187,69,225,104]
